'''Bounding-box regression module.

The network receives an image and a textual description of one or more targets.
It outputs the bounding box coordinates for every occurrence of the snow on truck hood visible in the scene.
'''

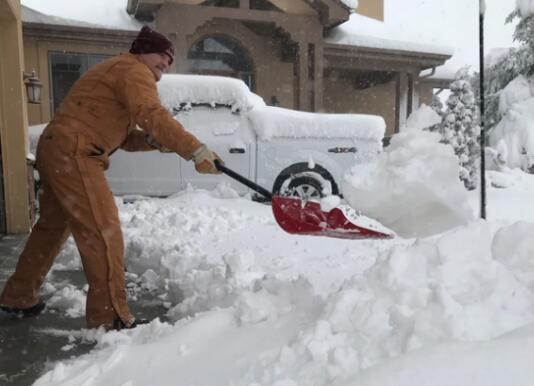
[248,106,386,141]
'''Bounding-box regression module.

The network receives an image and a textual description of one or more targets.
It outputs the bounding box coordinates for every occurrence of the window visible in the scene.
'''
[201,0,239,7]
[187,35,254,90]
[48,52,111,113]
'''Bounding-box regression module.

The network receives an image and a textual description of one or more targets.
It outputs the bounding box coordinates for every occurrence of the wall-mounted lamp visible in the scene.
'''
[23,70,43,104]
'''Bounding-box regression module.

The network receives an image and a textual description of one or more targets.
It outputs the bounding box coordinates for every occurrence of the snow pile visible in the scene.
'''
[248,106,385,141]
[338,325,534,386]
[489,75,534,169]
[233,221,534,385]
[158,74,265,113]
[32,207,534,386]
[342,128,474,238]
[516,0,534,17]
[400,103,441,132]
[492,221,534,290]
[481,172,534,221]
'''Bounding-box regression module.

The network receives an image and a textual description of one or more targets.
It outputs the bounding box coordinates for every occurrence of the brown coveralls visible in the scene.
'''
[0,53,201,328]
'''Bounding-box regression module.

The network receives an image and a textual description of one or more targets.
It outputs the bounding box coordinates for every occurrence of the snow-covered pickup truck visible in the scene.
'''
[106,74,385,200]
[30,75,385,200]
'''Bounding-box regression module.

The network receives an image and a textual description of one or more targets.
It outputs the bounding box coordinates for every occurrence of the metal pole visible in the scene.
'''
[479,9,487,219]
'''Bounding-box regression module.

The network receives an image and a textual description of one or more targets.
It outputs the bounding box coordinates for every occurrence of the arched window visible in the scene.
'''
[187,35,254,90]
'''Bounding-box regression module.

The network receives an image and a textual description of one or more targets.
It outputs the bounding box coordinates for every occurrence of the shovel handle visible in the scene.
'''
[215,160,273,200]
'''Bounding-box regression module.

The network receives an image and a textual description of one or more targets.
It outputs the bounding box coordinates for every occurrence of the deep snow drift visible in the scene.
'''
[342,105,474,238]
[30,181,534,386]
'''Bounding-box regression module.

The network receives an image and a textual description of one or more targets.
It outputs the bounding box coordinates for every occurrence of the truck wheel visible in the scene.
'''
[272,163,338,200]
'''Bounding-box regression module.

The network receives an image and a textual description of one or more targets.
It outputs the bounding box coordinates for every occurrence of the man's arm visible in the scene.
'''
[115,63,201,159]
[120,127,157,152]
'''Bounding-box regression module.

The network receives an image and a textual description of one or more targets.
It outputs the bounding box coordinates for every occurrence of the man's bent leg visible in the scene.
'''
[0,182,69,309]
[37,133,133,328]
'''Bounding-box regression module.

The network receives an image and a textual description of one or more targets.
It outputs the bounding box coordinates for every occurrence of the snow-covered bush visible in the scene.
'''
[434,69,480,190]
[482,5,534,171]
[488,75,534,170]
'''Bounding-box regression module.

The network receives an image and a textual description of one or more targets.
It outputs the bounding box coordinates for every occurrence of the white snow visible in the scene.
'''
[340,0,358,10]
[248,106,385,141]
[157,74,265,113]
[400,103,441,132]
[516,0,534,17]
[326,13,454,57]
[30,176,534,385]
[486,47,513,69]
[21,0,141,31]
[489,75,534,169]
[157,74,384,142]
[342,124,474,238]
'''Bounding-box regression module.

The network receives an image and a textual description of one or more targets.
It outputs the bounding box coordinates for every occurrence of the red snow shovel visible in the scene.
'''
[215,161,394,240]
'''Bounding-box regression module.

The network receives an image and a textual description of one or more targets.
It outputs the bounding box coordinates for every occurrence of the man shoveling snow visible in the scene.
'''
[0,26,224,330]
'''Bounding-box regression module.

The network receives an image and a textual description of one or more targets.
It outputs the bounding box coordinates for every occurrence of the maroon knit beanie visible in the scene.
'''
[129,26,175,65]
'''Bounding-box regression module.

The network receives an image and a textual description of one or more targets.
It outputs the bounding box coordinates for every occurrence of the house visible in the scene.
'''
[21,0,452,134]
[1,0,453,234]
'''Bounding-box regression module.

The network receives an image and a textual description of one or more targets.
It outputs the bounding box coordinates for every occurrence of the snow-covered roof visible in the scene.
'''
[21,0,142,31]
[157,74,265,113]
[21,5,105,29]
[326,13,454,57]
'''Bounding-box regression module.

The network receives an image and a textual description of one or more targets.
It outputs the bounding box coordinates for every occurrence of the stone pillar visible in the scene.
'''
[313,43,324,112]
[395,72,409,132]
[295,41,310,111]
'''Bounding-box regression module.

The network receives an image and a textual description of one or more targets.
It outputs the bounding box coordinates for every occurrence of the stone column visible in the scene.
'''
[313,43,324,112]
[395,72,409,132]
[295,41,310,111]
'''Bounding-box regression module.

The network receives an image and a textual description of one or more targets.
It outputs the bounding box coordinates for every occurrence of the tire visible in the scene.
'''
[272,163,338,200]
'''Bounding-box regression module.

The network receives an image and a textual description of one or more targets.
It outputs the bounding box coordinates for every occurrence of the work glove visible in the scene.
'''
[192,144,223,174]
[145,134,173,153]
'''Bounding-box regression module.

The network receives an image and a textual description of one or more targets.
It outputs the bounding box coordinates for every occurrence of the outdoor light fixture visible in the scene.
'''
[23,70,43,104]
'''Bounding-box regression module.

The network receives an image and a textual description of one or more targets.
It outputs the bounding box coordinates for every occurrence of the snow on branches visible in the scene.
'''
[435,69,481,190]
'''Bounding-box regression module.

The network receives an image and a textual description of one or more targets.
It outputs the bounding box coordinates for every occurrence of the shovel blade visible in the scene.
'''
[271,196,394,240]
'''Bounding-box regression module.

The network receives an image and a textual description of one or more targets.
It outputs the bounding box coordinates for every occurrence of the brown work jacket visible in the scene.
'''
[46,52,201,163]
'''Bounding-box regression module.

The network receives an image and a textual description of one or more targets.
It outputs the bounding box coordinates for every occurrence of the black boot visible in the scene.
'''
[112,317,150,331]
[0,300,46,317]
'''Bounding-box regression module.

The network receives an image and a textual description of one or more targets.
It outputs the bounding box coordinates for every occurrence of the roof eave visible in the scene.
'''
[324,42,452,71]
[22,22,137,44]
